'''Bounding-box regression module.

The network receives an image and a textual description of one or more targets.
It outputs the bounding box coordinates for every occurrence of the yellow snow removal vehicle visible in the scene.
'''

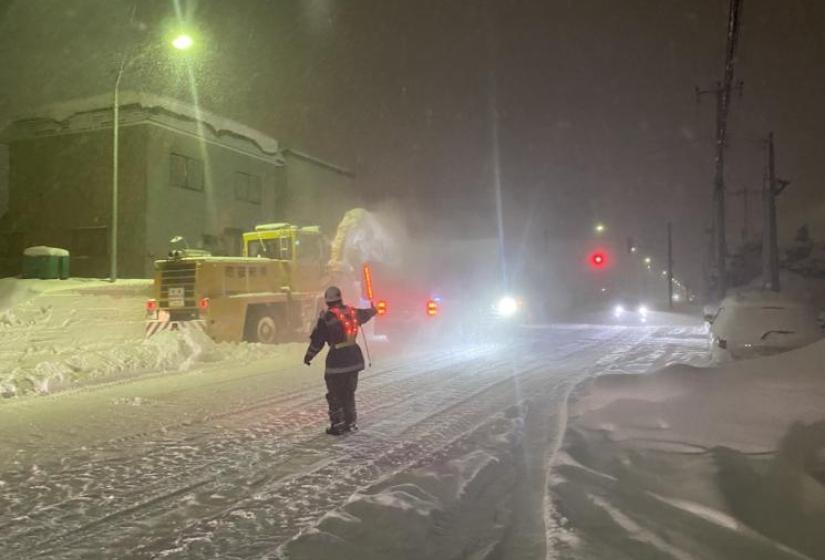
[145,223,328,343]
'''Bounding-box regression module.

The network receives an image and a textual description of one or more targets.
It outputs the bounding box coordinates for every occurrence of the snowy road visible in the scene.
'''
[0,322,707,559]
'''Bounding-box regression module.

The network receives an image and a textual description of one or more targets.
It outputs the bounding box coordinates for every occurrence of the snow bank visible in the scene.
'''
[0,277,141,314]
[572,340,825,453]
[552,339,825,559]
[22,245,69,257]
[0,278,302,397]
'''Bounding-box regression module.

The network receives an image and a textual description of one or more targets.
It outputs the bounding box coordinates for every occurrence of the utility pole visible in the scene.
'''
[696,0,744,301]
[667,222,674,310]
[729,187,758,244]
[763,132,790,292]
[111,56,127,282]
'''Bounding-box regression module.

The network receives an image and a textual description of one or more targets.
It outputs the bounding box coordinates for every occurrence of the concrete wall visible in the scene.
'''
[1,127,147,278]
[143,125,281,273]
[282,151,358,235]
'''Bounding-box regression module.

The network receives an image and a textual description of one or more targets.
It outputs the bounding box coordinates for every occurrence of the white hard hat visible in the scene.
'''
[324,286,343,303]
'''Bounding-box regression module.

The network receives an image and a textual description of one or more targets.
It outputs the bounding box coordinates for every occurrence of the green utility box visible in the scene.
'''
[22,247,70,280]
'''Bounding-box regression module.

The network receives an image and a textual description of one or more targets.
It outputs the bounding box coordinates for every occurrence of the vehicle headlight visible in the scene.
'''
[637,305,649,316]
[614,305,625,317]
[496,296,519,317]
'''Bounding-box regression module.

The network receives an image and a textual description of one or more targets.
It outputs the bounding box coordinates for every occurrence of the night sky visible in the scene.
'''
[1,0,824,289]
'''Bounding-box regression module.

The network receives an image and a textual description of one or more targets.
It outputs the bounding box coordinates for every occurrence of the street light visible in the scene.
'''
[644,256,652,265]
[171,34,194,50]
[111,35,194,281]
[595,223,606,234]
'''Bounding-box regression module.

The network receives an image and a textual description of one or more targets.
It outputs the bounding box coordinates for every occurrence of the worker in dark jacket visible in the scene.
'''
[304,286,377,435]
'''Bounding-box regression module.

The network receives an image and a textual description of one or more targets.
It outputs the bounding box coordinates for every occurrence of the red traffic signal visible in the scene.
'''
[590,251,607,268]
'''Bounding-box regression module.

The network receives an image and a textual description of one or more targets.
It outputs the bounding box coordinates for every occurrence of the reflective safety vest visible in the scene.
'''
[328,305,359,349]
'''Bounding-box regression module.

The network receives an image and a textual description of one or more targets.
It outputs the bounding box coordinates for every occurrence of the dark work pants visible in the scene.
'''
[324,371,359,428]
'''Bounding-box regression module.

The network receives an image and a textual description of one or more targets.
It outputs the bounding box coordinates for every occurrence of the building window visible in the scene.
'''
[170,153,204,191]
[223,227,244,256]
[71,227,108,257]
[234,171,262,204]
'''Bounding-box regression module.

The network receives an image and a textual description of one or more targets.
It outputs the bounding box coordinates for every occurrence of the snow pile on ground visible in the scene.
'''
[277,406,529,560]
[551,339,825,559]
[0,278,303,397]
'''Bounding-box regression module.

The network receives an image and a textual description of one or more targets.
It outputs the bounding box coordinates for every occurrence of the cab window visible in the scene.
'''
[296,232,321,262]
[247,237,292,260]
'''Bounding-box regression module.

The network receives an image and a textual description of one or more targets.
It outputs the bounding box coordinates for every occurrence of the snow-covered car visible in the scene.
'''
[708,293,824,361]
[612,297,650,323]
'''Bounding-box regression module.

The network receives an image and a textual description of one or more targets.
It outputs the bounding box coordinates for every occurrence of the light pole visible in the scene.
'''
[110,34,193,282]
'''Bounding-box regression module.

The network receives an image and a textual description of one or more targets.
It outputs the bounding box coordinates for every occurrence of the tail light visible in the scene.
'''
[145,299,158,313]
[198,297,210,310]
[426,299,438,317]
[376,300,388,316]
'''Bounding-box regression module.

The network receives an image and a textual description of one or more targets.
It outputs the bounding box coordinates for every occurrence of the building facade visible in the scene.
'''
[0,93,357,278]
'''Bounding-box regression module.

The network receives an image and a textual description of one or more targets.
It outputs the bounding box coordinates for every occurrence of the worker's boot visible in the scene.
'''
[326,423,347,436]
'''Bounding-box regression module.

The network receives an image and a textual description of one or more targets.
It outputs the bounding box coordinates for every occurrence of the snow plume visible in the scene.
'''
[327,208,401,273]
[326,207,405,301]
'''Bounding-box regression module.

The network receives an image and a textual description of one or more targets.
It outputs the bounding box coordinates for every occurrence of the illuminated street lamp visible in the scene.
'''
[111,34,194,281]
[644,256,652,265]
[171,34,194,50]
[595,223,606,234]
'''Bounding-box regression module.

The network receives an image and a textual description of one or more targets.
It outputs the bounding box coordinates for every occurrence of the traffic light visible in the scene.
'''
[590,251,607,269]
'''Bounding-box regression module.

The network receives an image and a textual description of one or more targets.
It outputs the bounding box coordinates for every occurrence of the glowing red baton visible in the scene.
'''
[362,264,375,303]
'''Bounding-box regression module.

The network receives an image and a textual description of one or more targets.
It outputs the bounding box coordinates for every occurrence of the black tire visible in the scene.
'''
[255,314,278,344]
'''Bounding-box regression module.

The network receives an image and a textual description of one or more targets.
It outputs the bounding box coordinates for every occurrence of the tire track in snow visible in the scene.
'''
[2,325,652,559]
[31,328,635,559]
[0,348,495,546]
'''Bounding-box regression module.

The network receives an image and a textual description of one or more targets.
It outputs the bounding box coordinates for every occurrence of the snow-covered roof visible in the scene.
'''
[9,91,280,157]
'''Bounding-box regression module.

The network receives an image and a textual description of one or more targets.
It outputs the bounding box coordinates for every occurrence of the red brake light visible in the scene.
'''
[146,299,158,312]
[426,300,438,316]
[376,300,387,315]
[198,297,209,310]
